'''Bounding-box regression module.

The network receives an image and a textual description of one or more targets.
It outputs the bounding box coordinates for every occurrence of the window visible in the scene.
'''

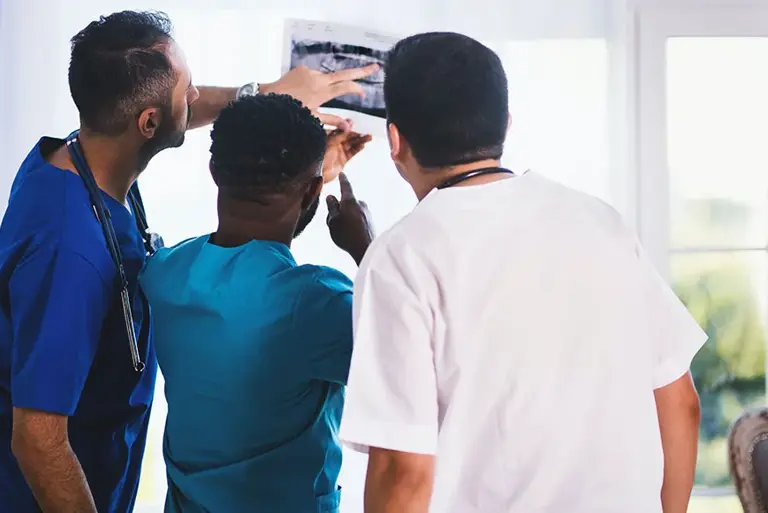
[668,37,768,511]
[637,8,768,512]
[125,8,608,512]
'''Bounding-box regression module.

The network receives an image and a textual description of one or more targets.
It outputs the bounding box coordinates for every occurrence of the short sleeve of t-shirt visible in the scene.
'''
[296,267,354,385]
[9,246,110,415]
[339,236,439,456]
[634,241,709,389]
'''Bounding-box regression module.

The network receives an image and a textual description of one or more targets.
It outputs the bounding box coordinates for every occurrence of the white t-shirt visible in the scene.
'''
[339,172,707,513]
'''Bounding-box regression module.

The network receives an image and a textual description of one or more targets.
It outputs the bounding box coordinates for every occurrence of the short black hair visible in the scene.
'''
[384,32,508,168]
[210,94,327,195]
[69,11,176,135]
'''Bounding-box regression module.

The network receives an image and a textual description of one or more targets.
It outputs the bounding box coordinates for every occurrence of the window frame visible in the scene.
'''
[636,3,768,498]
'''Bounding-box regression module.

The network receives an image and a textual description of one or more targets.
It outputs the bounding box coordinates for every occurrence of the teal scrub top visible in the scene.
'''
[140,236,353,513]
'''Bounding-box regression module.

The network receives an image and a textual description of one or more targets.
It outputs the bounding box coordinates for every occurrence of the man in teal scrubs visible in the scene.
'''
[140,93,374,512]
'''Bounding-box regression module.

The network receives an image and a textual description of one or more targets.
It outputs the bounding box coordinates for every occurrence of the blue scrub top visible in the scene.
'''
[140,236,353,513]
[0,138,157,512]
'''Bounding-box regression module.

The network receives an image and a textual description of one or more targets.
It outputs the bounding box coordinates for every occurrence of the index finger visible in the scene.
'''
[328,64,380,84]
[338,172,355,200]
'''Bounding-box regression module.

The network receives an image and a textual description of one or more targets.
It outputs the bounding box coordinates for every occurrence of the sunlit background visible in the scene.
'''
[2,1,768,512]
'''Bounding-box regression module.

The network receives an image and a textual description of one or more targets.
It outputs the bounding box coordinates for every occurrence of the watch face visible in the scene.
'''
[239,83,256,97]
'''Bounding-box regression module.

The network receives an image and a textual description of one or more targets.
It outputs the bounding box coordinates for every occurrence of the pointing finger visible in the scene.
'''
[338,172,355,201]
[326,195,340,223]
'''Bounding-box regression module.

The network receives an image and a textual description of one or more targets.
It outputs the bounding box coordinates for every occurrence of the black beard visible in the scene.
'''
[293,196,320,238]
[136,105,190,171]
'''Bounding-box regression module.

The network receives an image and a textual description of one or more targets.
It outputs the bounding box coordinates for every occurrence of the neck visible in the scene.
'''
[413,159,504,200]
[212,193,296,248]
[78,128,141,203]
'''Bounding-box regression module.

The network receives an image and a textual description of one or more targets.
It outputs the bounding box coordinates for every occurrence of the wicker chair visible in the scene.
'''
[728,408,768,513]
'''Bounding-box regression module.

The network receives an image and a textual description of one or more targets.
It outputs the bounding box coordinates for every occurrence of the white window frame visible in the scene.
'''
[636,3,768,498]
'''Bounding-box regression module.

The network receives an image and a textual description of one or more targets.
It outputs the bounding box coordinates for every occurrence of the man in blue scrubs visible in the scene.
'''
[0,10,376,513]
[140,94,374,512]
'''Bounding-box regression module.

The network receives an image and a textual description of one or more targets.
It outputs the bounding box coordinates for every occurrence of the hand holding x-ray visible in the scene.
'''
[322,130,372,184]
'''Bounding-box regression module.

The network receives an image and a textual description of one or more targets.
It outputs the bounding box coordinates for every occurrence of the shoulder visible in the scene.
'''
[12,243,111,295]
[294,264,353,299]
[2,139,115,272]
[528,173,625,222]
[140,236,207,285]
[144,236,206,267]
[357,220,431,289]
[291,265,353,321]
[522,173,636,248]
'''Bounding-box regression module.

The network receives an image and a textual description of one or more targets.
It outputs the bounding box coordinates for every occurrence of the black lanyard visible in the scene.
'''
[65,132,162,372]
[436,167,516,190]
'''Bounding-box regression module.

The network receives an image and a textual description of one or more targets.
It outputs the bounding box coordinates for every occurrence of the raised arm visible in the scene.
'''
[187,86,238,130]
[189,64,379,130]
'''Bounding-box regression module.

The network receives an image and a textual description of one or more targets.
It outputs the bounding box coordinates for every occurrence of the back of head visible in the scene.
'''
[385,32,509,168]
[69,10,176,135]
[209,94,327,199]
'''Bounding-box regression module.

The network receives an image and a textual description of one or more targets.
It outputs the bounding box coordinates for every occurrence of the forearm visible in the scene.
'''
[13,439,96,513]
[659,420,699,513]
[189,86,238,129]
[655,373,701,513]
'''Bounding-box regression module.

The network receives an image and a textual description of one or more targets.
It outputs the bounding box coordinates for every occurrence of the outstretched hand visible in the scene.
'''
[322,130,372,184]
[326,173,375,266]
[262,64,379,131]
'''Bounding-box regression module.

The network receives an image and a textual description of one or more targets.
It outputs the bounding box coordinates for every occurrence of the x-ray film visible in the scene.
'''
[283,20,397,136]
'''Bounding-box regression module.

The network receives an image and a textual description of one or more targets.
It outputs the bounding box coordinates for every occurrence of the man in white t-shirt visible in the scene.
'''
[339,32,706,513]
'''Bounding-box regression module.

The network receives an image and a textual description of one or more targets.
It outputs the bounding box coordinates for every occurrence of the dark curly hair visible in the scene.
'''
[69,10,176,135]
[210,94,327,196]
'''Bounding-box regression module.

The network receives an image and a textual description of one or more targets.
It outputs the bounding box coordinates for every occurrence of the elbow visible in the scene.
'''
[11,415,69,466]
[655,371,702,427]
[679,379,702,424]
[11,428,34,464]
[688,394,702,423]
[390,464,433,493]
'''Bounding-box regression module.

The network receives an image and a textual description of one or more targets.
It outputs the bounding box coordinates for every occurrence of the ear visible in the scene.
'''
[301,175,323,210]
[507,112,512,134]
[388,122,403,163]
[137,107,163,140]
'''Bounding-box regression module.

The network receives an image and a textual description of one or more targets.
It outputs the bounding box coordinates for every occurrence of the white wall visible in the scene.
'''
[0,0,611,212]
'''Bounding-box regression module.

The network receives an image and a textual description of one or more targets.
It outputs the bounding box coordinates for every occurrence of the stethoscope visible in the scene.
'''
[436,166,518,189]
[65,132,163,372]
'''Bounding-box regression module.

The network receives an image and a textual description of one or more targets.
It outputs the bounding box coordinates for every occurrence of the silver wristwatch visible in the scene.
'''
[236,82,260,98]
